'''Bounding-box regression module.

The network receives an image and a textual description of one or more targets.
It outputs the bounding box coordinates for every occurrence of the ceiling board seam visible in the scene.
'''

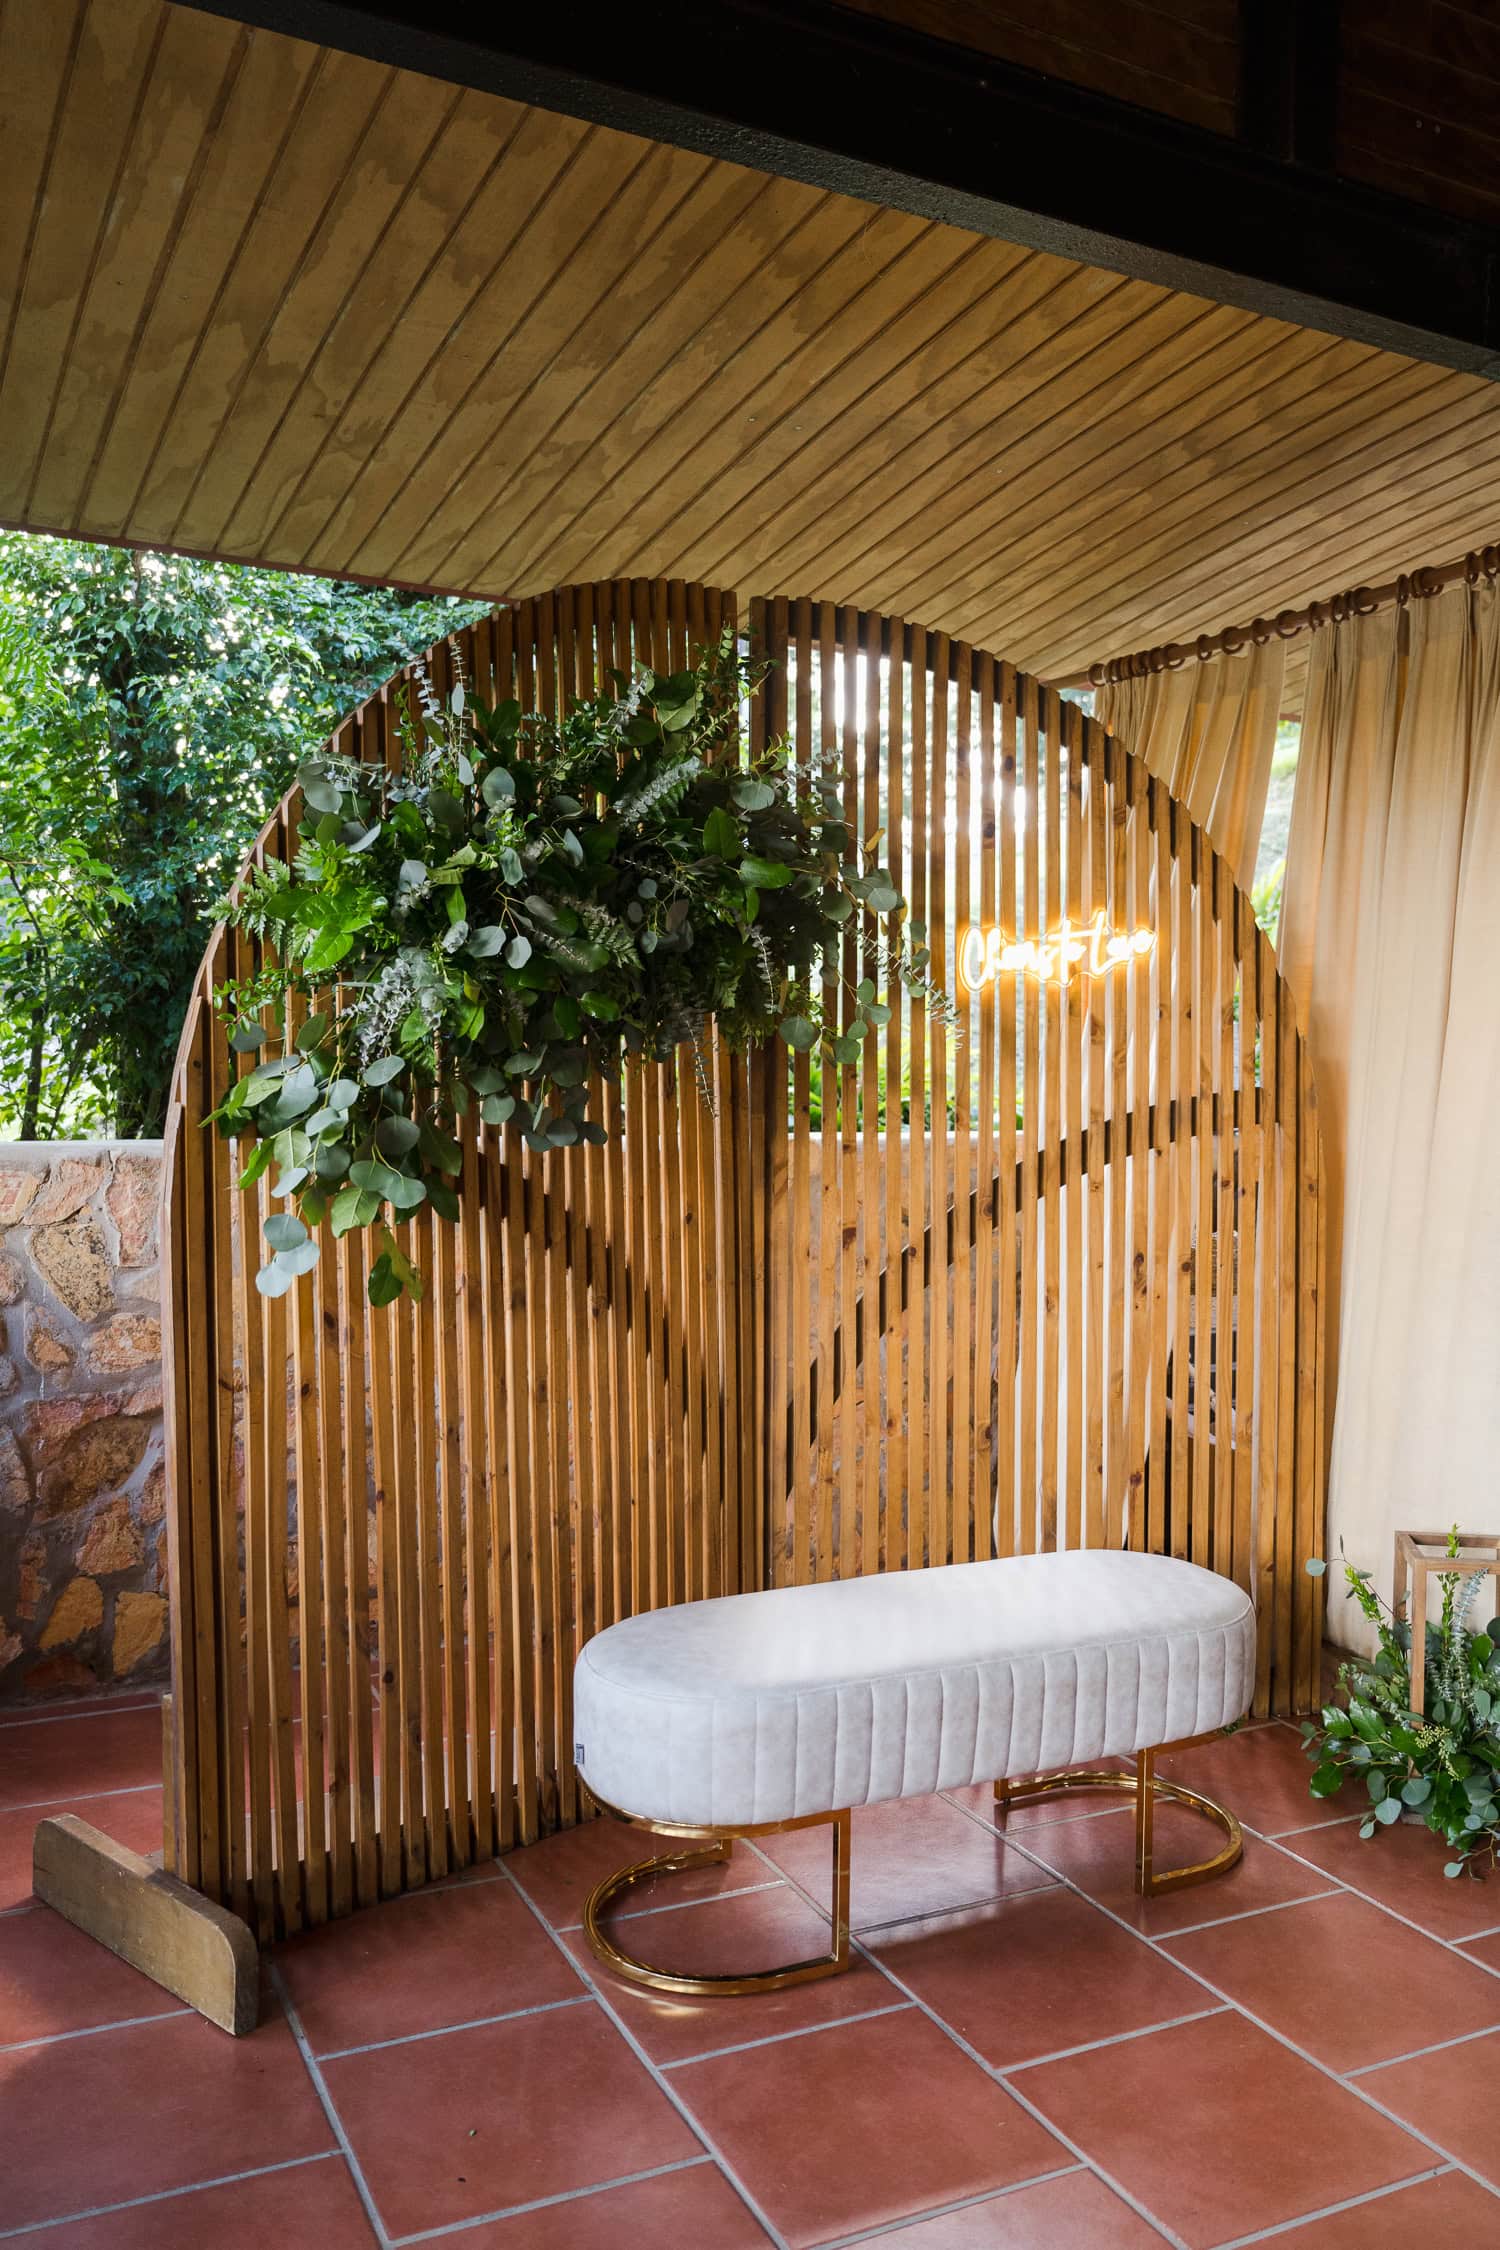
[493,224,1005,594]
[1033,469,1500,678]
[1000,365,1482,655]
[1045,414,1500,670]
[344,125,673,582]
[399,141,765,590]
[648,241,1067,583]
[415,181,878,591]
[20,2,171,527]
[163,55,407,548]
[0,0,88,409]
[208,77,471,555]
[250,91,533,561]
[425,187,920,589]
[862,317,1320,621]
[113,39,331,553]
[283,110,613,570]
[935,354,1443,645]
[71,22,255,539]
[733,289,1256,600]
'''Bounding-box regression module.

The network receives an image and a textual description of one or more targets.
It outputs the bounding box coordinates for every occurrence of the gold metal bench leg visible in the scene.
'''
[993,1733,1243,1899]
[580,1794,853,1996]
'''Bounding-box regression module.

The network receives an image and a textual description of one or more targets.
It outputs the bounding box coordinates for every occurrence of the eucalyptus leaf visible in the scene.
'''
[363,1055,406,1088]
[255,1256,296,1298]
[375,1115,420,1157]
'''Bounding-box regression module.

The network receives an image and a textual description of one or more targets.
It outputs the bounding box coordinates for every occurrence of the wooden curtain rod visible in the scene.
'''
[1061,539,1500,692]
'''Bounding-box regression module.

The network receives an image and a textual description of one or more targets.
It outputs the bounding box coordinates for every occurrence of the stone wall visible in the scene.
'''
[0,1144,167,1700]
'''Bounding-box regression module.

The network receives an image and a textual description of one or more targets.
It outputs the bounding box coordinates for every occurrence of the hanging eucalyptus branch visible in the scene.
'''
[210,632,941,1303]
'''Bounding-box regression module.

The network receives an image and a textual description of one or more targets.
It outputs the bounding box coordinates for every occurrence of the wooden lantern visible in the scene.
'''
[1395,1529,1500,1717]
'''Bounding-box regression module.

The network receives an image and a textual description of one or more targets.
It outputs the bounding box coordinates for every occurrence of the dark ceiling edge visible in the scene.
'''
[174,0,1500,380]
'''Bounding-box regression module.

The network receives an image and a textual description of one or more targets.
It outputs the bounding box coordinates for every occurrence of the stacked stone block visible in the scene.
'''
[0,1145,167,1699]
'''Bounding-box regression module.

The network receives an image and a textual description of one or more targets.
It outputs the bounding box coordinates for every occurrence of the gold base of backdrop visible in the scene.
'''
[159,581,1324,1943]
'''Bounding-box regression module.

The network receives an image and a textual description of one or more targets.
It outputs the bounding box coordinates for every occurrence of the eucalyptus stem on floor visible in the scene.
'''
[1302,1534,1500,1879]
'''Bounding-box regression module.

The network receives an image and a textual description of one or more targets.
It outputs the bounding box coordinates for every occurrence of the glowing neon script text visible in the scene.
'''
[958,913,1155,990]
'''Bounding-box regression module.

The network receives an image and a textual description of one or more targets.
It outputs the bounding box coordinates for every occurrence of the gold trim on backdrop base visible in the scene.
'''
[579,1791,851,1995]
[994,1737,1243,1897]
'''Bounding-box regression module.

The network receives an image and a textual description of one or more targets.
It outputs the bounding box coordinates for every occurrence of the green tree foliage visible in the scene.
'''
[0,533,485,1138]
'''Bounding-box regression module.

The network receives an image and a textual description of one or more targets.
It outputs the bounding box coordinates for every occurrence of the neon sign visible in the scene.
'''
[958,912,1155,991]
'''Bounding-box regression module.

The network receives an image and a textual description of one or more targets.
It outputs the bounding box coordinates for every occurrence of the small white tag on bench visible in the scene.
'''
[574,1741,585,1766]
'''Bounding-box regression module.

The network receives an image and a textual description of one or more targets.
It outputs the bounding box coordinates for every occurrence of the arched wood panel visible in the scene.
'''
[751,604,1324,1736]
[160,581,1324,1942]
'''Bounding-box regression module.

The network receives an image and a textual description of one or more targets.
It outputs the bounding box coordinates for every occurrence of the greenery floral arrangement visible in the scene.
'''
[1301,1535,1500,1878]
[210,632,942,1304]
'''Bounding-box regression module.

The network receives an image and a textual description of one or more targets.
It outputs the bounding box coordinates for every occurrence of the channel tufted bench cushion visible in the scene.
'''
[574,1547,1255,1830]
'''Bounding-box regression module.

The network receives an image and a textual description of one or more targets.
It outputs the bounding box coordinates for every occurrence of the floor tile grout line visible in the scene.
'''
[268,1958,397,2250]
[551,1876,787,1932]
[314,1991,593,2061]
[1204,2162,1460,2248]
[0,1701,163,1731]
[1000,2005,1230,2076]
[1091,1898,1500,2199]
[0,2004,193,2053]
[0,1781,161,1814]
[662,2001,915,2071]
[811,2162,1091,2248]
[1347,2019,1500,2077]
[0,2151,343,2242]
[495,1854,795,2250]
[1262,1814,1362,1840]
[1140,1888,1346,1939]
[1267,1831,1500,1972]
[746,1840,1192,2250]
[386,2155,717,2246]
[920,1813,1500,2215]
[841,1918,1188,2248]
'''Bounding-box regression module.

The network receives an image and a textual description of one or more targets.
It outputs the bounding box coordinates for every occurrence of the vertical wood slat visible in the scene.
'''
[161,583,1325,1948]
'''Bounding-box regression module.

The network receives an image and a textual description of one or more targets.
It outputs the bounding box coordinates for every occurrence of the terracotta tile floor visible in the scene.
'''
[3,1702,1500,2246]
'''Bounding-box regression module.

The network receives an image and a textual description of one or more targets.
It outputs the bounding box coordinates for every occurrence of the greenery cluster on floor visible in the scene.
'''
[1302,1535,1500,1878]
[0,532,485,1139]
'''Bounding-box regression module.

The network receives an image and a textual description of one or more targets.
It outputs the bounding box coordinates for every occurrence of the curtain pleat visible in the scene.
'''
[1095,640,1284,890]
[1279,583,1500,1650]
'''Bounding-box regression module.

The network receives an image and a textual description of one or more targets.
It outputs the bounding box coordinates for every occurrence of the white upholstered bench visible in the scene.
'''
[573,1548,1255,1995]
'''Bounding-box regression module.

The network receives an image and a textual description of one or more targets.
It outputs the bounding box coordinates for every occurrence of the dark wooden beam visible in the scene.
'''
[1239,0,1343,171]
[177,0,1500,379]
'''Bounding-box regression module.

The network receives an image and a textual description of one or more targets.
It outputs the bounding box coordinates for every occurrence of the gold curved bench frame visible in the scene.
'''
[579,1733,1240,1996]
[581,1794,851,1997]
[994,1738,1244,1899]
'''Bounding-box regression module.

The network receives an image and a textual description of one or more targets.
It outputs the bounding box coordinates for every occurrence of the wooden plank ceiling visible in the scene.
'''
[5,0,1500,685]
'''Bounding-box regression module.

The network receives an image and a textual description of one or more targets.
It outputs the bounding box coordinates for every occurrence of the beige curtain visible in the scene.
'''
[1095,639,1285,889]
[1279,582,1500,1650]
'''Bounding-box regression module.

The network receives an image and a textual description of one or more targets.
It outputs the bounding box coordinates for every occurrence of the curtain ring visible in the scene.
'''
[1395,574,1412,606]
[1195,633,1216,663]
[1163,642,1187,671]
[1249,615,1271,646]
[1275,608,1299,639]
[1088,660,1108,688]
[1352,586,1377,615]
[1307,599,1327,631]
[1413,567,1441,599]
[1220,624,1245,656]
[1465,552,1481,585]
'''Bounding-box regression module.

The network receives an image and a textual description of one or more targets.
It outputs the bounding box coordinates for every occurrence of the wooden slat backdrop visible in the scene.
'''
[160,581,1325,1938]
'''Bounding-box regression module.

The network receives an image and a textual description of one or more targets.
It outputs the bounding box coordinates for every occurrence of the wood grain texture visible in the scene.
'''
[33,1814,259,2038]
[159,581,1325,1938]
[6,0,1500,688]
